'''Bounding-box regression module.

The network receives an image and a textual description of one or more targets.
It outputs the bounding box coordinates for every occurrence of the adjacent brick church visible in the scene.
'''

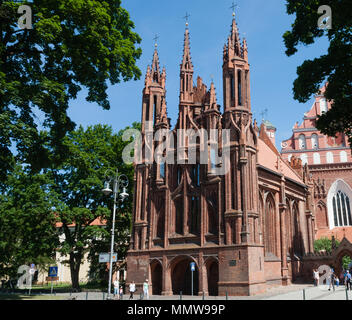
[281,83,352,242]
[126,16,317,296]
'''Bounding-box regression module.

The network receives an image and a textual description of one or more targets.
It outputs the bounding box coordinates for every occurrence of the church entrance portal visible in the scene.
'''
[151,261,162,295]
[171,257,199,295]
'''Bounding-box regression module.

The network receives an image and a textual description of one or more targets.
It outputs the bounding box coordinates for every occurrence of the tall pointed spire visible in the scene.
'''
[179,20,194,104]
[151,45,161,83]
[181,25,193,71]
[230,15,241,57]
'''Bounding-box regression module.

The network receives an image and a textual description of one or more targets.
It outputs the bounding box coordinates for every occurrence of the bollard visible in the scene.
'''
[346,288,349,301]
[226,291,228,300]
[303,289,306,300]
[86,292,89,301]
[180,291,182,300]
[103,292,105,300]
[202,292,205,300]
[70,291,72,297]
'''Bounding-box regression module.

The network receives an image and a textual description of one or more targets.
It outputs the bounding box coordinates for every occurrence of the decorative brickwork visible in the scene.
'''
[126,16,315,296]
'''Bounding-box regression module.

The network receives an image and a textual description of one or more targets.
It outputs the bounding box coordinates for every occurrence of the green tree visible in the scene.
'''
[51,123,139,290]
[0,0,142,181]
[314,237,340,254]
[283,0,352,146]
[0,166,59,279]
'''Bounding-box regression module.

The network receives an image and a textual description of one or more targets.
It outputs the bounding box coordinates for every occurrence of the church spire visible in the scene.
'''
[179,19,194,104]
[151,42,161,84]
[181,24,193,72]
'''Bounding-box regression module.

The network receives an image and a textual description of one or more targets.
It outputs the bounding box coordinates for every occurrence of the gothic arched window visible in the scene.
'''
[237,70,242,106]
[264,195,276,256]
[300,153,308,165]
[174,197,183,235]
[332,191,352,227]
[313,153,321,164]
[340,151,348,163]
[292,204,302,256]
[311,134,319,149]
[320,98,328,114]
[327,180,352,229]
[299,134,306,150]
[326,152,334,163]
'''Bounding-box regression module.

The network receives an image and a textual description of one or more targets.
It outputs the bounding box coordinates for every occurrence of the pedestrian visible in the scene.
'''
[119,286,123,300]
[143,279,149,300]
[328,269,335,291]
[334,274,339,287]
[129,281,136,300]
[345,270,351,291]
[113,278,119,297]
[313,269,320,286]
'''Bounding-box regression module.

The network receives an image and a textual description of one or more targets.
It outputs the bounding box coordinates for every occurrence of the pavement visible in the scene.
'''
[39,283,352,300]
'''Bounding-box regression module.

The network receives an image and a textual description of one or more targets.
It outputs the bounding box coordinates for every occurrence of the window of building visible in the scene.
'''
[299,134,306,150]
[311,134,319,149]
[210,149,216,170]
[327,180,352,229]
[326,152,334,164]
[160,162,165,179]
[332,191,352,227]
[237,70,242,106]
[230,74,234,100]
[300,153,308,165]
[313,153,321,164]
[340,151,348,163]
[320,98,328,114]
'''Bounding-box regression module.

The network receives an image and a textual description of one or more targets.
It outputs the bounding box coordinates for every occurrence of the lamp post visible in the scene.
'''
[102,169,129,300]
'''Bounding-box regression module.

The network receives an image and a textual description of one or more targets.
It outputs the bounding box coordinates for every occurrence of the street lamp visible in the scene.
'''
[101,169,129,300]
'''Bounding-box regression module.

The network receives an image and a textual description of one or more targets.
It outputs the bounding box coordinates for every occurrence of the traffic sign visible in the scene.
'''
[48,266,58,277]
[190,262,196,272]
[99,253,118,263]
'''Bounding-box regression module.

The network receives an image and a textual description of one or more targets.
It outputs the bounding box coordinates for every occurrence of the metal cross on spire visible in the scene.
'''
[230,2,238,17]
[183,12,191,27]
[153,34,159,47]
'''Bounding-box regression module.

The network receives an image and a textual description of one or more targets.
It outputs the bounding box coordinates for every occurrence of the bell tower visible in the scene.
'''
[218,12,266,296]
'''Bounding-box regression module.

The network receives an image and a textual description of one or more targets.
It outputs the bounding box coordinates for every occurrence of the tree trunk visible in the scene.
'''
[69,252,82,291]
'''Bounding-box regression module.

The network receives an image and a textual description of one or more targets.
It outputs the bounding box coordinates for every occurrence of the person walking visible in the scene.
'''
[143,279,149,300]
[328,269,335,292]
[129,281,136,300]
[334,274,339,287]
[113,278,119,298]
[119,286,123,300]
[313,269,320,286]
[345,270,351,291]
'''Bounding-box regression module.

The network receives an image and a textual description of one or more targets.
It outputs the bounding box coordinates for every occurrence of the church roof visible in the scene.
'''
[257,133,304,185]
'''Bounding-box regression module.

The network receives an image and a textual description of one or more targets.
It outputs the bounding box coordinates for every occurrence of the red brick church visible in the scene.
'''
[281,83,352,242]
[126,16,318,296]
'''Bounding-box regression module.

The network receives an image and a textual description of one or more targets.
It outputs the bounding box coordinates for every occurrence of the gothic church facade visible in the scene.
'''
[126,16,315,296]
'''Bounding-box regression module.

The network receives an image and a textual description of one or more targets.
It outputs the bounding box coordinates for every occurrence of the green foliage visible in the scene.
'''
[342,255,352,270]
[283,0,352,147]
[51,122,139,289]
[0,166,59,279]
[314,237,340,253]
[0,0,142,180]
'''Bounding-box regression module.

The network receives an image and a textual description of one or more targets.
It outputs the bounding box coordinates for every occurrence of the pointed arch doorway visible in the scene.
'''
[171,256,199,296]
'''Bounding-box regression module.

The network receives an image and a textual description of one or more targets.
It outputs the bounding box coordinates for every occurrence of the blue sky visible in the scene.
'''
[67,0,329,149]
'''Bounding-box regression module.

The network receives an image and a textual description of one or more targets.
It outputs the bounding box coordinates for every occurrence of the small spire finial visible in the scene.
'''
[230,2,238,17]
[153,34,159,48]
[183,12,190,28]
